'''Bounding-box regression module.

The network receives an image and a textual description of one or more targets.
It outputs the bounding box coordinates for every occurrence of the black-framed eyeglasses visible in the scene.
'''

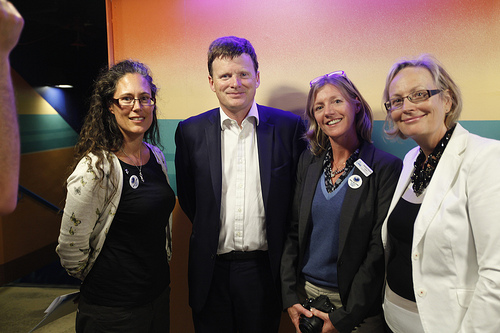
[384,89,442,112]
[309,70,346,87]
[113,96,155,108]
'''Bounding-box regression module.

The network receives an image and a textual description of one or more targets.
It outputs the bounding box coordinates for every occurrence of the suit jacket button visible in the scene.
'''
[211,254,215,260]
[338,260,343,267]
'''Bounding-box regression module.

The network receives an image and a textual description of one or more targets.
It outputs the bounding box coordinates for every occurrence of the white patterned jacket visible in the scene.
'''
[56,143,172,280]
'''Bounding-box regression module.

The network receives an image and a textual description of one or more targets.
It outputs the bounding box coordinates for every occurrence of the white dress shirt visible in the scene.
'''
[218,102,267,254]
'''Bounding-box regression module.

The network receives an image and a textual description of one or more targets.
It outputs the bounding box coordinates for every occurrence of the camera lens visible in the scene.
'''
[299,315,324,333]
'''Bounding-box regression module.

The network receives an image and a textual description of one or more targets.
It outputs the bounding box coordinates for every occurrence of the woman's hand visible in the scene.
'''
[287,303,312,332]
[310,307,339,333]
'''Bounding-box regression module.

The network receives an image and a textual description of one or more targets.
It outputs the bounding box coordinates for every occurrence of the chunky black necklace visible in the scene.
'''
[323,144,360,193]
[411,126,455,196]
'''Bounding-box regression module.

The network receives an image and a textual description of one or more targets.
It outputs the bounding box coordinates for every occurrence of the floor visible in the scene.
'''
[0,284,78,333]
[0,283,298,333]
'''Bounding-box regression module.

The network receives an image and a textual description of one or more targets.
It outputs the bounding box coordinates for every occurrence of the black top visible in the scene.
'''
[81,150,175,307]
[386,196,421,301]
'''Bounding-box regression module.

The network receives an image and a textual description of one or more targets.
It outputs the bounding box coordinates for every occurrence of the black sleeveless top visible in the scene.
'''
[81,150,175,306]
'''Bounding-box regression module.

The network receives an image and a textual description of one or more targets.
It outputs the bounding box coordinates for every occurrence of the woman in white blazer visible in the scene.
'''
[380,54,500,333]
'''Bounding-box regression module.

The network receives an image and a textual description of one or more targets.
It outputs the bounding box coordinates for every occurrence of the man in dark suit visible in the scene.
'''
[175,36,306,333]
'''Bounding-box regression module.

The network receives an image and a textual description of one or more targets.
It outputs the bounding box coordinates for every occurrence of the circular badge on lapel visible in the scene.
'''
[348,175,362,189]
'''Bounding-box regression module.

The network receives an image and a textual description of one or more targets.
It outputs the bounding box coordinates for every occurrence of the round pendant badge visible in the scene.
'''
[129,175,140,189]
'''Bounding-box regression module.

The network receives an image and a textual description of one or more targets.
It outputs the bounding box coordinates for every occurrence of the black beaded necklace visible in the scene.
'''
[411,126,455,196]
[323,145,360,193]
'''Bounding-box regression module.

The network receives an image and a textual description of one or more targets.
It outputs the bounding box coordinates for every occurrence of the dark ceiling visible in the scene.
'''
[9,0,108,131]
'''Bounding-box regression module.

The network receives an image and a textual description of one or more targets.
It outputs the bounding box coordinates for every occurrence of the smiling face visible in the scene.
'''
[313,84,359,147]
[388,66,451,155]
[110,73,154,142]
[208,53,260,120]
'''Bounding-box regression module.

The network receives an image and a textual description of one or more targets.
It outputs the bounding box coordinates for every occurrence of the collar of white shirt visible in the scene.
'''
[219,101,260,130]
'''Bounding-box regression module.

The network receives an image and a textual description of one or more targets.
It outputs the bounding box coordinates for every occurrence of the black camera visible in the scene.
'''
[299,295,336,333]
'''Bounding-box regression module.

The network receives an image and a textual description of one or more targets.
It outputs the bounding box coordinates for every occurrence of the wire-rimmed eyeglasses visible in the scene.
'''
[384,89,442,112]
[309,71,347,87]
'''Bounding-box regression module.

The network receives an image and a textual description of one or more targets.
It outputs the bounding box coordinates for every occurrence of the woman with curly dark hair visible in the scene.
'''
[57,60,174,332]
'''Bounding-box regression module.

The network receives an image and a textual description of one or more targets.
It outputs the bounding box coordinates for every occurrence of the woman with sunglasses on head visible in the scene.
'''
[281,71,402,333]
[56,60,174,333]
[381,54,500,333]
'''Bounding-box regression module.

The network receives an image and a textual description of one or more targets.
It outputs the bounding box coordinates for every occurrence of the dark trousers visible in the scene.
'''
[192,253,281,333]
[76,285,170,333]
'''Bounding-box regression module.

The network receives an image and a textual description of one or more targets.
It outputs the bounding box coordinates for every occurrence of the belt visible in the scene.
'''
[217,250,268,261]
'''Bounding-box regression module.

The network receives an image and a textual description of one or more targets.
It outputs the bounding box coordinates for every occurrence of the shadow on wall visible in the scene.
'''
[264,84,419,160]
[266,85,307,119]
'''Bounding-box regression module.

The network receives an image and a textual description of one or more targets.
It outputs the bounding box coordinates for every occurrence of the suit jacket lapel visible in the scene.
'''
[299,154,324,249]
[413,124,468,246]
[206,110,222,210]
[256,106,273,211]
[338,143,374,257]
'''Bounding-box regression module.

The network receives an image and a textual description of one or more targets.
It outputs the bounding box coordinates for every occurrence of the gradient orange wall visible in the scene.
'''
[108,0,500,122]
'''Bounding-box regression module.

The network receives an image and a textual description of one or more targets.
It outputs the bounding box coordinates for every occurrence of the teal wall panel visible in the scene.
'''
[19,114,78,154]
[21,116,499,198]
[160,119,500,195]
[373,120,500,160]
[158,119,180,193]
[21,118,493,194]
[19,118,498,194]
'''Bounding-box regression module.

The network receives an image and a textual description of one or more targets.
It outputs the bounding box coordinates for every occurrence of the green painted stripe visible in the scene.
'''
[158,119,180,193]
[19,114,78,154]
[159,119,500,194]
[20,117,498,194]
[372,120,500,160]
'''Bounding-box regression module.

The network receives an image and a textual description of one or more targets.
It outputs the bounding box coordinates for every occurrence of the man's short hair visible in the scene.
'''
[207,36,259,76]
